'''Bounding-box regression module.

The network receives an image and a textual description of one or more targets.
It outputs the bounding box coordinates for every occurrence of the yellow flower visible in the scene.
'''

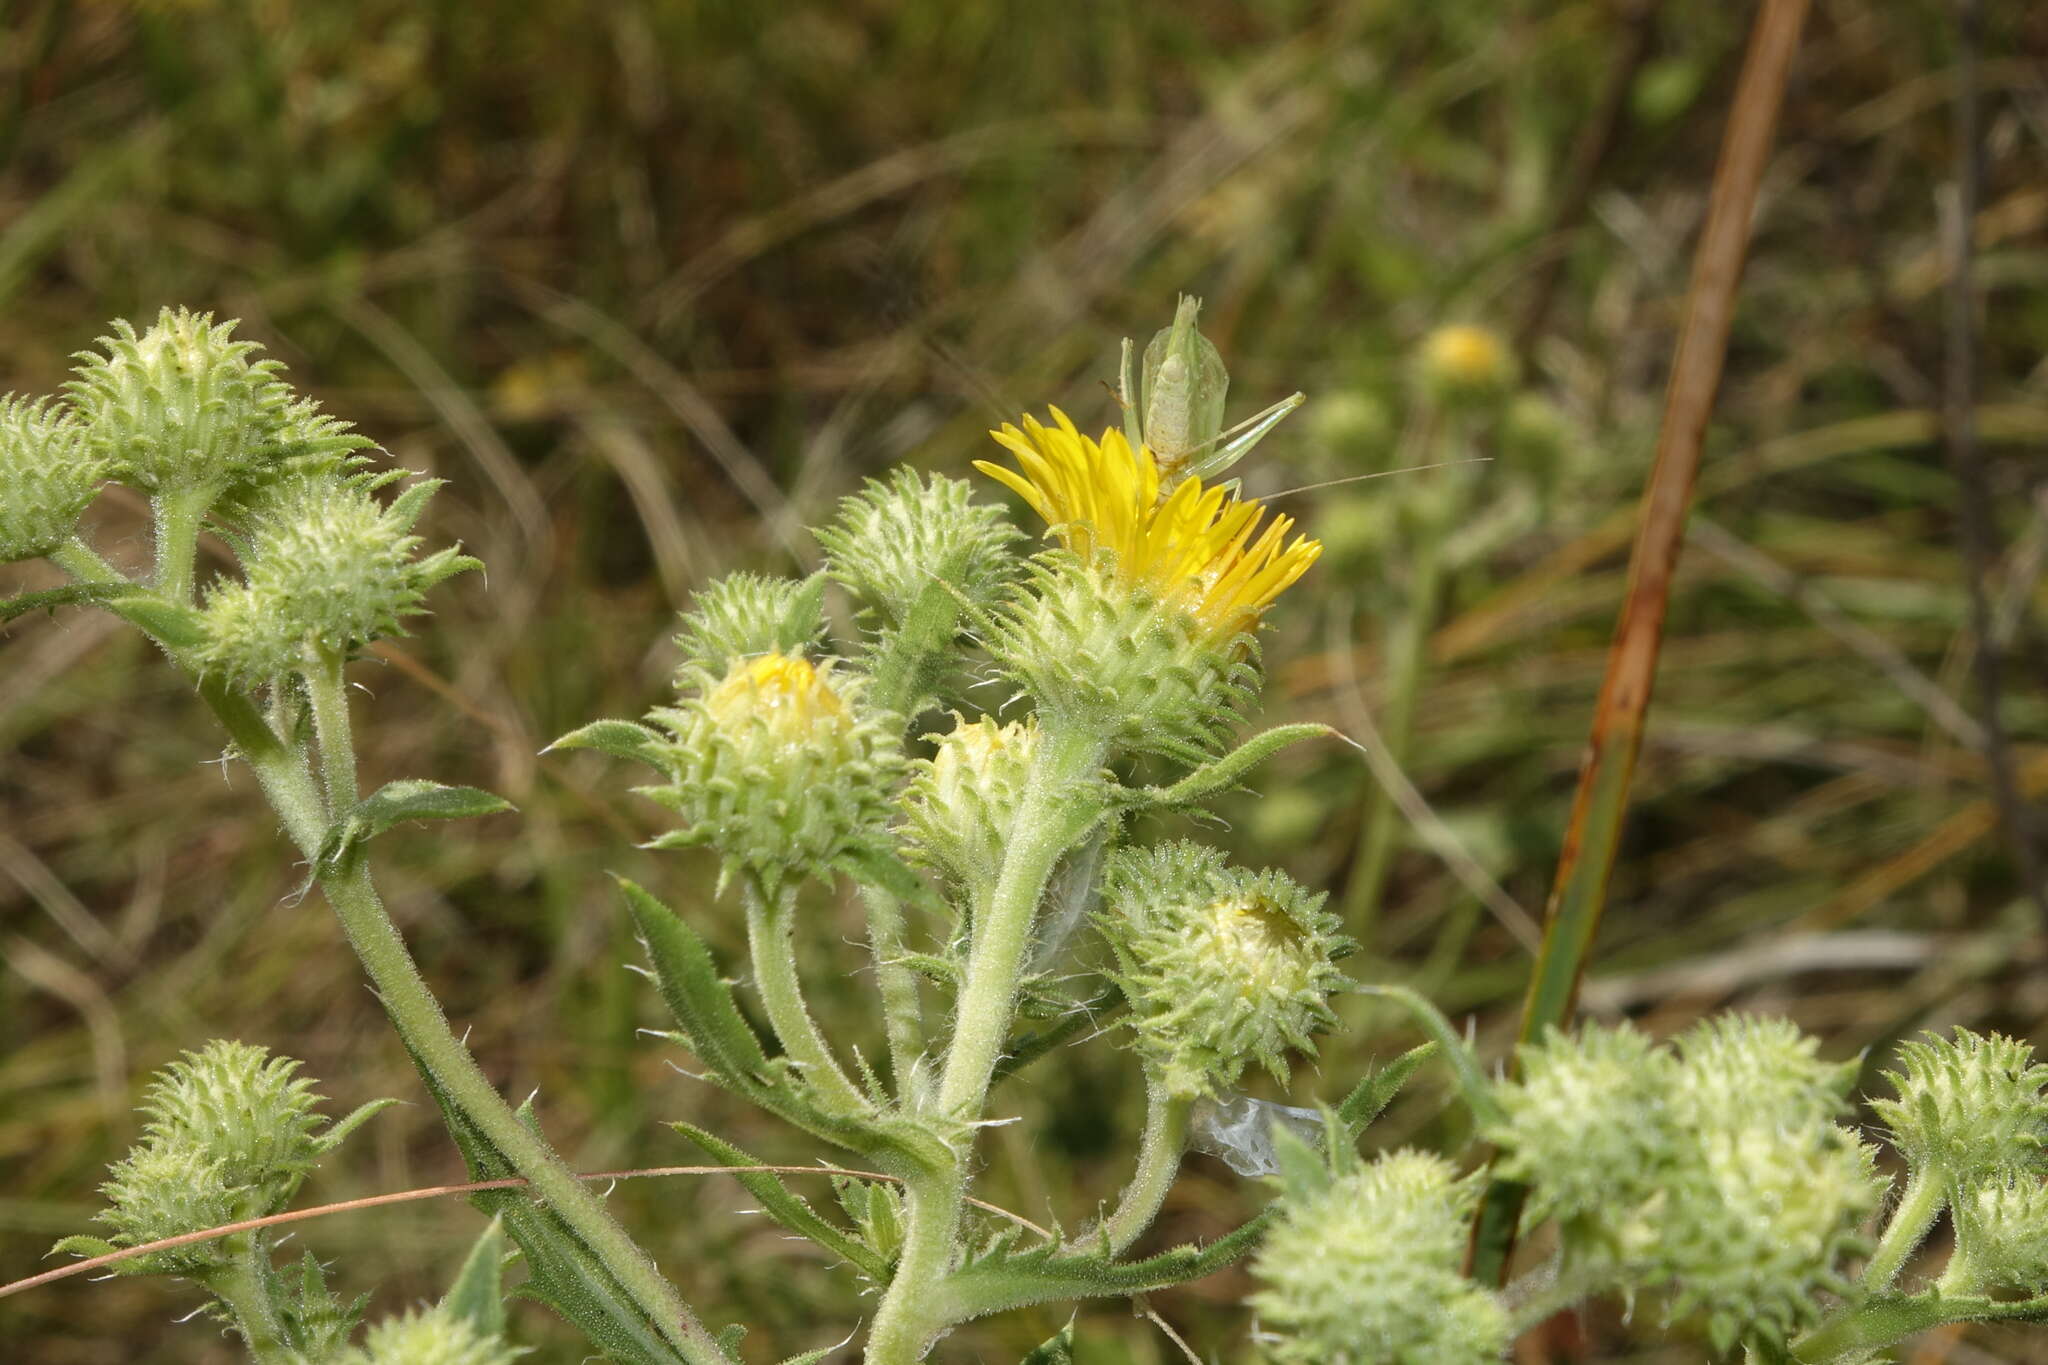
[975,407,1320,639]
[704,652,847,743]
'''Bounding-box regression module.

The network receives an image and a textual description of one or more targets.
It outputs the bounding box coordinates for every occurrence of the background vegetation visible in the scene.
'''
[3,1,2045,1359]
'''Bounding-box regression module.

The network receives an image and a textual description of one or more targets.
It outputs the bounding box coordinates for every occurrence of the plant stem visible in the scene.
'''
[1095,1084,1191,1256]
[320,857,726,1362]
[206,1239,291,1365]
[303,645,358,815]
[151,483,215,606]
[744,876,865,1110]
[864,722,1106,1363]
[863,884,926,1095]
[1862,1168,1944,1293]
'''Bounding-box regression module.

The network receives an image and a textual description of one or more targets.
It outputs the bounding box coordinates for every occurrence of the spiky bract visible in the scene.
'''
[673,570,827,671]
[817,468,1021,627]
[1873,1028,2048,1190]
[0,396,108,561]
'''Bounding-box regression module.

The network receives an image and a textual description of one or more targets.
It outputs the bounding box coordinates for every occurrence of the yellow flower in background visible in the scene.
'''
[975,407,1321,640]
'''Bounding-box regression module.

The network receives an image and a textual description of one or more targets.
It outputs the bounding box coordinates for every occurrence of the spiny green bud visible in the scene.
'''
[195,473,479,684]
[1139,295,1229,485]
[1673,1013,1856,1132]
[902,713,1038,898]
[60,1041,391,1277]
[1656,1123,1880,1353]
[816,469,1021,627]
[1488,1023,1682,1232]
[1417,323,1514,406]
[992,552,1258,765]
[344,1309,524,1365]
[66,309,369,498]
[1872,1028,2048,1189]
[1098,842,1349,1099]
[646,652,902,893]
[0,395,108,562]
[1952,1177,2048,1293]
[674,570,827,671]
[1250,1149,1507,1365]
[90,1143,242,1277]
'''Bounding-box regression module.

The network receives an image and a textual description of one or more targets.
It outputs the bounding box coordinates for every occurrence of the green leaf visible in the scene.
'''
[547,719,668,771]
[1,581,141,623]
[669,1121,889,1281]
[833,842,950,921]
[935,1213,1272,1325]
[48,1234,119,1262]
[404,1042,701,1365]
[440,1216,512,1341]
[315,1097,399,1153]
[1357,984,1504,1128]
[1336,1041,1436,1138]
[774,1345,846,1365]
[1112,723,1328,811]
[318,780,515,876]
[1020,1323,1076,1364]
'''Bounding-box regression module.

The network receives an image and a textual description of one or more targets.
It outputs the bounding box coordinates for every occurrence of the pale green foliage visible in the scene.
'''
[902,713,1039,898]
[1250,1147,1507,1365]
[1953,1178,2048,1293]
[1489,1016,1882,1354]
[345,1308,524,1365]
[673,569,827,669]
[991,551,1257,765]
[65,308,368,497]
[0,395,107,561]
[1097,841,1349,1099]
[645,654,904,892]
[197,472,478,683]
[817,468,1021,626]
[1873,1028,2048,1190]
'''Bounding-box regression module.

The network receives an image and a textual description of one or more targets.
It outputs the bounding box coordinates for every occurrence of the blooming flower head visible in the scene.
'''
[704,652,849,743]
[975,407,1320,640]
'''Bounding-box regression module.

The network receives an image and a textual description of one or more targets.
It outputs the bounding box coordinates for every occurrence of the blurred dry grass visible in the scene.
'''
[2,1,2047,1360]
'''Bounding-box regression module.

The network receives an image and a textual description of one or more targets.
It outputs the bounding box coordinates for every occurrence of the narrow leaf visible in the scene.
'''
[439,1217,511,1340]
[1020,1324,1076,1364]
[618,877,771,1082]
[1357,985,1502,1127]
[1114,724,1328,810]
[937,1213,1272,1324]
[669,1121,888,1281]
[1336,1041,1436,1137]
[547,719,669,770]
[319,780,514,875]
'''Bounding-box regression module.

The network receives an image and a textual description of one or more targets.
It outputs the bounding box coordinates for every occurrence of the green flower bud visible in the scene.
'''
[1489,1023,1683,1235]
[93,1143,242,1277]
[673,570,827,671]
[1673,1013,1856,1132]
[992,552,1258,765]
[1250,1149,1508,1365]
[345,1309,523,1365]
[1655,1123,1881,1353]
[816,469,1021,627]
[195,473,479,685]
[1952,1177,2048,1293]
[1416,324,1515,406]
[67,309,369,498]
[1872,1028,2048,1189]
[902,713,1038,898]
[1098,842,1349,1099]
[646,652,902,892]
[67,1041,389,1277]
[0,395,108,562]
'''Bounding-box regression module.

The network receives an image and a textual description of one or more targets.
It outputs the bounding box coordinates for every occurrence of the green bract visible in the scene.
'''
[673,569,828,670]
[1098,841,1349,1099]
[196,472,478,683]
[0,395,107,562]
[645,652,903,891]
[1250,1148,1507,1365]
[345,1309,524,1365]
[991,551,1258,764]
[818,468,1021,628]
[66,308,368,499]
[1873,1028,2048,1190]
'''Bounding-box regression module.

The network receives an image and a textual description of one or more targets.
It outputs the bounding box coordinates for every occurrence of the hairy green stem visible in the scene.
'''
[864,722,1106,1363]
[1862,1168,1944,1293]
[151,483,215,607]
[206,1239,291,1365]
[744,877,866,1110]
[1095,1084,1191,1256]
[303,646,359,815]
[863,885,927,1095]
